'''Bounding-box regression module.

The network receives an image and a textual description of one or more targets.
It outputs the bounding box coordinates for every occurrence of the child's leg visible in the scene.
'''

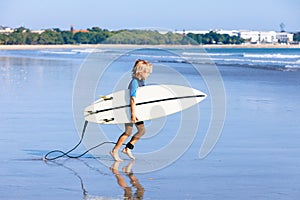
[122,122,145,160]
[110,124,133,161]
[129,123,145,146]
[113,124,133,151]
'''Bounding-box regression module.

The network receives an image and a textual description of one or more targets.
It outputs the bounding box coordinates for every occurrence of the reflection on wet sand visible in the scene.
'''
[110,161,145,199]
[45,159,144,199]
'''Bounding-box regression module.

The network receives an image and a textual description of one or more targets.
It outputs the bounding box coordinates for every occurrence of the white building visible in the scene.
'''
[239,31,277,43]
[239,31,259,43]
[31,30,45,34]
[160,29,294,44]
[183,29,294,44]
[276,32,294,43]
[184,30,209,35]
[0,26,13,34]
[259,31,277,43]
[215,29,239,37]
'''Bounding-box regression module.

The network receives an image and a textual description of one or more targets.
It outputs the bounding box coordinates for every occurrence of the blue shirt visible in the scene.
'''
[129,78,145,97]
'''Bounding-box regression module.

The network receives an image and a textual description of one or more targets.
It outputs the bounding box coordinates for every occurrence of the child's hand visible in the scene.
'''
[131,114,139,123]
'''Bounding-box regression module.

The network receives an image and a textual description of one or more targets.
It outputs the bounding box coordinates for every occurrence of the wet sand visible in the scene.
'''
[1,47,300,199]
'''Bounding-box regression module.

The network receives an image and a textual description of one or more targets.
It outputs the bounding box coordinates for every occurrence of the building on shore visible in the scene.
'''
[239,30,294,44]
[70,25,89,34]
[215,29,239,37]
[181,29,294,44]
[183,30,209,35]
[179,29,239,36]
[276,32,294,43]
[0,26,14,34]
[30,30,45,34]
[239,30,277,43]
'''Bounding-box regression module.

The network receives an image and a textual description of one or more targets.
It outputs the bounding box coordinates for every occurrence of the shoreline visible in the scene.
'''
[0,44,300,50]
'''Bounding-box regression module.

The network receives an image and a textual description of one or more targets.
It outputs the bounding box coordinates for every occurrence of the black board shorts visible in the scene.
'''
[125,121,144,126]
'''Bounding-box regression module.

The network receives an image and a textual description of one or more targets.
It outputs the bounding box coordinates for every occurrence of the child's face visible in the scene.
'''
[141,70,151,80]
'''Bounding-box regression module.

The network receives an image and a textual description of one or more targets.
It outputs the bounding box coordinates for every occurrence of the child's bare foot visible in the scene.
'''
[122,148,135,160]
[110,149,123,162]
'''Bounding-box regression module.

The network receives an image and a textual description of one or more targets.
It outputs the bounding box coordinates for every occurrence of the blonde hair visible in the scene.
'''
[132,59,153,79]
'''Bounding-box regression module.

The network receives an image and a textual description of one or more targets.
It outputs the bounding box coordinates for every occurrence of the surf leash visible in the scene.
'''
[43,121,121,160]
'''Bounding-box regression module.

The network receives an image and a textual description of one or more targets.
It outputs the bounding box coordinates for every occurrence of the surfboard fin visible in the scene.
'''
[103,118,115,123]
[100,96,113,101]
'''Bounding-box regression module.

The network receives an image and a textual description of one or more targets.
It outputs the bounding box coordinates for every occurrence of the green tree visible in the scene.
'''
[8,32,26,44]
[186,31,244,45]
[15,27,27,33]
[74,32,90,44]
[165,32,178,44]
[61,31,75,44]
[38,29,64,44]
[293,32,300,42]
[25,32,39,44]
[87,27,102,32]
[0,34,9,44]
[89,31,112,44]
[1,26,247,45]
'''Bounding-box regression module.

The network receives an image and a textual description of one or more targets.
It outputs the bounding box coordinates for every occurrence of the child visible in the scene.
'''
[110,59,153,161]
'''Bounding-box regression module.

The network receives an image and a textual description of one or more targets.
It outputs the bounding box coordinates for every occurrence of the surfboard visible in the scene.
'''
[84,85,207,124]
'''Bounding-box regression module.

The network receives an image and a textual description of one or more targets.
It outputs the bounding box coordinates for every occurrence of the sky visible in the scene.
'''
[1,0,299,32]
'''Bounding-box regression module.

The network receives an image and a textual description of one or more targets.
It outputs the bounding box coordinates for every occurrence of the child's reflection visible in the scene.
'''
[110,161,144,199]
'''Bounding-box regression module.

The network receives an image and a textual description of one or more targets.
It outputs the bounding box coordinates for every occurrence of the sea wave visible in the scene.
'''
[40,49,108,55]
[182,52,235,57]
[40,50,77,55]
[186,57,298,66]
[133,50,300,72]
[243,53,300,59]
[247,59,298,65]
[127,52,183,60]
[132,52,300,71]
[156,58,300,72]
[284,64,300,71]
[71,49,108,53]
[215,63,300,71]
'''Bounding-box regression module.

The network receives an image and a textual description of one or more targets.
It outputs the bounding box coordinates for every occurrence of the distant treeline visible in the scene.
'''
[0,26,248,45]
[187,32,244,44]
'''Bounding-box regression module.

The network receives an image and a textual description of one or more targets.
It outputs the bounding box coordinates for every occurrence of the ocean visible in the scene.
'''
[0,46,300,199]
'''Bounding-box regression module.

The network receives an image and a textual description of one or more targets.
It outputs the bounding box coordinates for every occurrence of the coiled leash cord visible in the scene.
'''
[44,121,119,161]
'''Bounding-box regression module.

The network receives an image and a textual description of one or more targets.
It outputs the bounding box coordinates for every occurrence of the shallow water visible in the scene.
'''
[1,47,300,199]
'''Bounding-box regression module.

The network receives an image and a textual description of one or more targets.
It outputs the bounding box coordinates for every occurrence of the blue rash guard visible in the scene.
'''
[128,78,145,125]
[129,78,145,98]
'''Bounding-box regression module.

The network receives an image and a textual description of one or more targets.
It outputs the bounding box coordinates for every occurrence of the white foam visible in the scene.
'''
[284,64,300,71]
[243,53,300,59]
[71,49,107,53]
[249,59,297,65]
[210,58,297,65]
[40,50,77,55]
[182,52,234,56]
[208,53,236,56]
[285,64,300,69]
[182,52,206,56]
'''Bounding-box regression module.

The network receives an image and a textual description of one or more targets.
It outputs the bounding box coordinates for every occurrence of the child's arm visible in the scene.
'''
[130,96,138,123]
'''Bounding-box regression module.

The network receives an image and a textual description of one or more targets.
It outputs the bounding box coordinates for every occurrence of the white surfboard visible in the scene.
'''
[84,85,207,124]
